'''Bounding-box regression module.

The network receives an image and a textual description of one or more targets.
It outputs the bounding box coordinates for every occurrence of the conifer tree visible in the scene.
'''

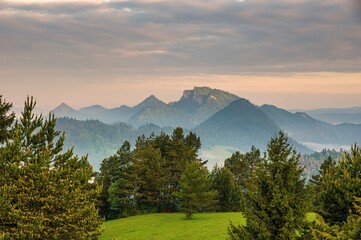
[0,97,102,240]
[177,161,217,219]
[229,131,310,239]
[318,144,361,224]
[0,95,15,143]
[211,166,241,212]
[99,141,135,219]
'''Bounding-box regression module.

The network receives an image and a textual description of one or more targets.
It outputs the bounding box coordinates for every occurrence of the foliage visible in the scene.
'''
[224,146,262,190]
[177,161,217,219]
[98,128,204,218]
[229,131,311,239]
[311,197,361,239]
[211,165,241,212]
[0,97,102,240]
[0,95,15,143]
[317,145,361,224]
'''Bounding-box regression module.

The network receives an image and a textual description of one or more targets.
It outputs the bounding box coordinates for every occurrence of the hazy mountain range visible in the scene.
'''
[46,86,361,169]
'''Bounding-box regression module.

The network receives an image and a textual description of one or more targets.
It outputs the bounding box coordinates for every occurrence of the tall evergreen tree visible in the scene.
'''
[99,141,135,219]
[318,144,361,225]
[133,143,167,213]
[0,97,102,239]
[177,161,217,219]
[229,131,310,240]
[211,166,241,212]
[224,146,262,190]
[0,95,15,143]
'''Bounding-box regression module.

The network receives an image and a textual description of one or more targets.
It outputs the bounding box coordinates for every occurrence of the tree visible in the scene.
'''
[0,97,102,239]
[0,95,15,143]
[224,146,262,190]
[99,141,135,219]
[177,161,217,219]
[318,144,361,225]
[311,196,361,239]
[229,131,310,239]
[132,143,167,213]
[211,166,241,212]
[309,155,336,214]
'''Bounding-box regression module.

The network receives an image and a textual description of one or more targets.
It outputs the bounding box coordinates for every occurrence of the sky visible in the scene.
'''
[1,0,361,110]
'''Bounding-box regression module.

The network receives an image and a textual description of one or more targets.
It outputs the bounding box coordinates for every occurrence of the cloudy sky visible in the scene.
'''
[1,0,361,110]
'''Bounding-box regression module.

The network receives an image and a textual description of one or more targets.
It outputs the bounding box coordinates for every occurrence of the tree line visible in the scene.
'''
[1,95,361,239]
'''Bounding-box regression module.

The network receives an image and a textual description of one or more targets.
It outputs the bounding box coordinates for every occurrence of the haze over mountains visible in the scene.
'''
[50,87,361,169]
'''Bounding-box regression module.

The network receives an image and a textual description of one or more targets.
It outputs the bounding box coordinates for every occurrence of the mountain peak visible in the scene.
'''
[53,103,76,112]
[133,95,166,112]
[79,104,107,115]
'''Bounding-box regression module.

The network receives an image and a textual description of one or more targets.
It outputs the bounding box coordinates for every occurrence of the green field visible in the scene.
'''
[100,212,316,240]
[100,212,244,240]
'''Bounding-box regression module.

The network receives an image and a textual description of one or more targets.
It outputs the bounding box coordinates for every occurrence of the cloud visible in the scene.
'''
[0,0,360,79]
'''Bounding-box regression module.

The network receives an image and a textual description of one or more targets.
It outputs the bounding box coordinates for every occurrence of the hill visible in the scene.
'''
[290,107,361,124]
[260,104,361,150]
[55,118,173,170]
[128,105,194,128]
[52,103,88,120]
[194,99,310,154]
[79,104,108,116]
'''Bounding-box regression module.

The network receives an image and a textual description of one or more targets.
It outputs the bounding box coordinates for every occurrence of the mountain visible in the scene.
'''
[55,118,173,170]
[52,103,88,120]
[171,87,240,125]
[79,105,108,116]
[260,105,340,144]
[128,105,194,128]
[96,105,134,124]
[93,95,167,125]
[132,95,167,113]
[290,107,361,124]
[260,105,361,151]
[194,99,310,154]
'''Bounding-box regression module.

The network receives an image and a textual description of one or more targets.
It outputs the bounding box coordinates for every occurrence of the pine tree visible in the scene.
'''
[0,97,102,239]
[133,143,167,213]
[0,95,15,143]
[99,141,135,219]
[177,161,217,219]
[318,144,361,224]
[211,166,241,212]
[229,131,310,239]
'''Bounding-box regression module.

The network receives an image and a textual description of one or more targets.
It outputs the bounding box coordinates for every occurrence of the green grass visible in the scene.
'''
[100,212,317,240]
[100,212,245,240]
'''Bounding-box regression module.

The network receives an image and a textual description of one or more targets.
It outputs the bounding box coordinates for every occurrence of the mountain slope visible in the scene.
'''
[194,99,310,153]
[171,87,240,125]
[291,107,361,124]
[128,105,194,128]
[52,103,87,120]
[79,105,108,116]
[260,105,341,144]
[260,105,361,151]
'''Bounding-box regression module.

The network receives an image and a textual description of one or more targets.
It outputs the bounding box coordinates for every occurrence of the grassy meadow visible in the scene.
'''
[100,212,316,240]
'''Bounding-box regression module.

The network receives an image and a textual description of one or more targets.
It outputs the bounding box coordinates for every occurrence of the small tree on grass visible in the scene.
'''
[229,131,311,239]
[177,161,217,219]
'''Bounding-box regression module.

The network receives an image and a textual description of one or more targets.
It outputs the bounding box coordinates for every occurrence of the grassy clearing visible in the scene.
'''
[101,212,316,240]
[100,212,245,240]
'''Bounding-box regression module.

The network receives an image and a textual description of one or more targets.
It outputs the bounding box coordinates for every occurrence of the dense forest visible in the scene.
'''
[1,96,361,239]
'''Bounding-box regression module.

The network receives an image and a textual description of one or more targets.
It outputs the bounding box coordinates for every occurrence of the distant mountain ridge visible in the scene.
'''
[52,86,239,128]
[49,86,361,170]
[290,107,361,124]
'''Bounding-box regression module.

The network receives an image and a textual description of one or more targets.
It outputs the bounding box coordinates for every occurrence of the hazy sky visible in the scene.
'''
[1,0,361,110]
